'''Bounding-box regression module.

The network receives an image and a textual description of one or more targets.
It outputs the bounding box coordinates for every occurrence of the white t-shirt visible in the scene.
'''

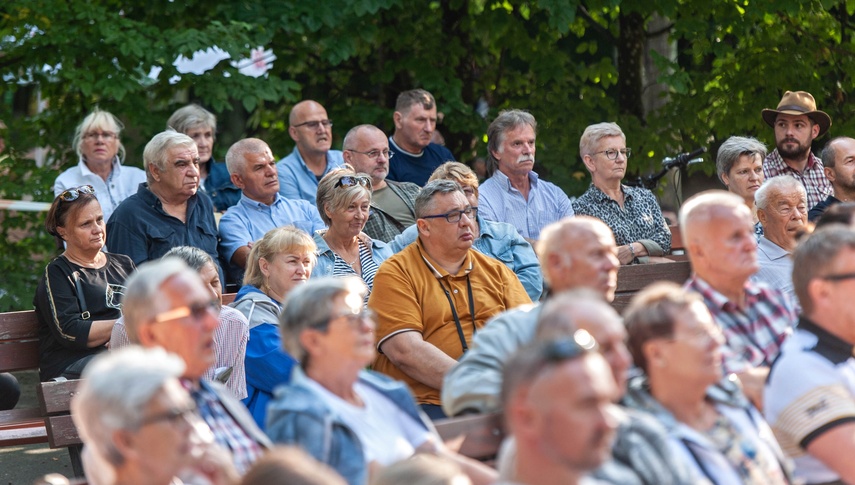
[305,379,432,465]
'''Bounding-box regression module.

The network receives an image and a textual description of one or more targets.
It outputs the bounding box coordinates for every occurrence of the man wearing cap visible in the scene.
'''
[761,90,833,208]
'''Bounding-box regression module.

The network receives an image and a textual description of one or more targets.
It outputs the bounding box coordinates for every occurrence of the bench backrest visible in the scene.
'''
[0,310,40,372]
[612,259,692,313]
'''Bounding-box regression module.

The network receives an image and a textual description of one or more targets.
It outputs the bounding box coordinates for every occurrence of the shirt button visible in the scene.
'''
[453,289,458,294]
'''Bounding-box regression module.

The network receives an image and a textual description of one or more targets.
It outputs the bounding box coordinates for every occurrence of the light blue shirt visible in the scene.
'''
[218,193,326,266]
[276,146,344,205]
[478,170,574,240]
[389,215,543,301]
[752,235,797,309]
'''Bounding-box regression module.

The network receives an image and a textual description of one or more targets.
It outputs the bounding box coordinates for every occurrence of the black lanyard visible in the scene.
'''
[437,276,476,353]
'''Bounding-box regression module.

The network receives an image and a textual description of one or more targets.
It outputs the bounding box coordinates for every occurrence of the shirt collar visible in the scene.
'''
[492,169,539,191]
[416,238,473,278]
[238,192,281,208]
[799,316,855,356]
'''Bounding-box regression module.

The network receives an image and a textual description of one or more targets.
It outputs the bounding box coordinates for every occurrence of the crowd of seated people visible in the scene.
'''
[28,87,855,485]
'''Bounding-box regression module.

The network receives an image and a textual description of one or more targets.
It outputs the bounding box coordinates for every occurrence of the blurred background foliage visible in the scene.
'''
[0,0,853,309]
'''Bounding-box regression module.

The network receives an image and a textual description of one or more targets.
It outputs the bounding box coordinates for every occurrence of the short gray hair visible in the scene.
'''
[316,166,372,226]
[715,136,767,182]
[754,175,806,211]
[143,131,197,184]
[71,347,185,466]
[123,258,194,343]
[166,104,216,135]
[793,226,855,315]
[579,122,625,159]
[487,110,537,166]
[279,277,367,367]
[678,190,747,249]
[342,124,384,151]
[72,109,126,163]
[225,138,269,176]
[415,179,464,218]
[163,246,215,273]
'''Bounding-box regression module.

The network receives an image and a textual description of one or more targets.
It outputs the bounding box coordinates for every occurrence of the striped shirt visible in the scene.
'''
[332,240,379,304]
[685,275,796,374]
[190,383,263,474]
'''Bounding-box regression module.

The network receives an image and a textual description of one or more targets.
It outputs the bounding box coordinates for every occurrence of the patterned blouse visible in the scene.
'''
[572,184,671,253]
[332,240,380,304]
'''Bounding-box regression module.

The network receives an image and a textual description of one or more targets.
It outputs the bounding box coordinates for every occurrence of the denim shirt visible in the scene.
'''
[312,231,393,279]
[203,159,241,212]
[389,215,543,301]
[266,368,435,485]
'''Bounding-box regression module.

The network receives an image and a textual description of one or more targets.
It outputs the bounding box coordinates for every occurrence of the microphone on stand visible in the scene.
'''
[662,147,706,171]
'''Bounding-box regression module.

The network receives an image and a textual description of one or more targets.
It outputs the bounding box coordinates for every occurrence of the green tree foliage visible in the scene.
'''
[0,0,851,309]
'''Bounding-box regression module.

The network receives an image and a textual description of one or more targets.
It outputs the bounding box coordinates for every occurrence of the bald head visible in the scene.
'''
[342,124,390,186]
[536,289,632,393]
[288,100,333,157]
[537,217,619,300]
[289,100,324,126]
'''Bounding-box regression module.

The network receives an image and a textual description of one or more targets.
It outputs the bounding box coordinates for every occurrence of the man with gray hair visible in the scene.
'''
[343,124,420,242]
[680,190,796,408]
[751,176,808,302]
[387,89,456,186]
[765,226,855,484]
[71,346,238,484]
[368,179,531,419]
[219,138,324,278]
[107,130,220,274]
[810,136,855,221]
[478,109,574,241]
[123,258,271,474]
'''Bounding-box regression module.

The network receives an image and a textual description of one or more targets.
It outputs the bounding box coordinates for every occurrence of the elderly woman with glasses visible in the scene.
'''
[572,122,671,264]
[622,282,790,485]
[34,185,136,381]
[313,167,392,302]
[390,162,542,301]
[72,346,237,485]
[716,136,767,237]
[54,109,146,223]
[266,277,496,485]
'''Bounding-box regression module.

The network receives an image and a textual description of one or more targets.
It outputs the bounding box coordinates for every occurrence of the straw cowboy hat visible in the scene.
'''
[762,90,832,137]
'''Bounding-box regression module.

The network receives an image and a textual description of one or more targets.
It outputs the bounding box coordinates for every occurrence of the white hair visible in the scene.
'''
[754,175,806,211]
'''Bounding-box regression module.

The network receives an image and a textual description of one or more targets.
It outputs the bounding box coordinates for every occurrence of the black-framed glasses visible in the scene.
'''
[137,404,197,428]
[293,119,333,129]
[152,299,220,324]
[592,148,632,160]
[421,206,478,223]
[347,148,393,160]
[820,273,855,282]
[58,185,95,202]
[334,175,372,189]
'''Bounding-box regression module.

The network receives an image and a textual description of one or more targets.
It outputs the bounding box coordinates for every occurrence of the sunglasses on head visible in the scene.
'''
[59,185,96,202]
[334,176,371,189]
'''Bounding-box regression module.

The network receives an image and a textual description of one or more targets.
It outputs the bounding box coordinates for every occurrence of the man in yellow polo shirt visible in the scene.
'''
[368,179,532,420]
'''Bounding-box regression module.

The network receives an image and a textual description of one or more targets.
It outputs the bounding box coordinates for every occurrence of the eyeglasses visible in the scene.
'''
[821,272,855,282]
[83,131,118,141]
[58,185,95,202]
[152,299,220,324]
[137,404,198,428]
[293,119,333,129]
[347,149,393,160]
[592,148,632,160]
[421,206,478,223]
[334,175,372,189]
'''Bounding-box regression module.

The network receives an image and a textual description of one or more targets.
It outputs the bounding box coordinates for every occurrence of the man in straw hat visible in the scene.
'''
[761,90,833,208]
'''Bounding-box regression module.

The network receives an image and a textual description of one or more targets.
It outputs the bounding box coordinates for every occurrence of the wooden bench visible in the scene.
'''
[37,379,83,477]
[435,412,504,463]
[0,310,48,447]
[612,259,692,314]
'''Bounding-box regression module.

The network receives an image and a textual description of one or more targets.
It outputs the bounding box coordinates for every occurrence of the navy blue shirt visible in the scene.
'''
[808,195,840,222]
[106,183,220,275]
[387,137,455,187]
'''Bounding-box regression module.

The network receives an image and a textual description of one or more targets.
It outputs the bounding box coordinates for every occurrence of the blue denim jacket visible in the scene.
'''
[311,231,393,279]
[389,215,543,301]
[266,368,435,485]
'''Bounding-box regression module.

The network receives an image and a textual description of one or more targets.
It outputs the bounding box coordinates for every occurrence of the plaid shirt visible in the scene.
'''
[685,275,796,374]
[191,382,263,475]
[362,180,420,243]
[763,149,832,209]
